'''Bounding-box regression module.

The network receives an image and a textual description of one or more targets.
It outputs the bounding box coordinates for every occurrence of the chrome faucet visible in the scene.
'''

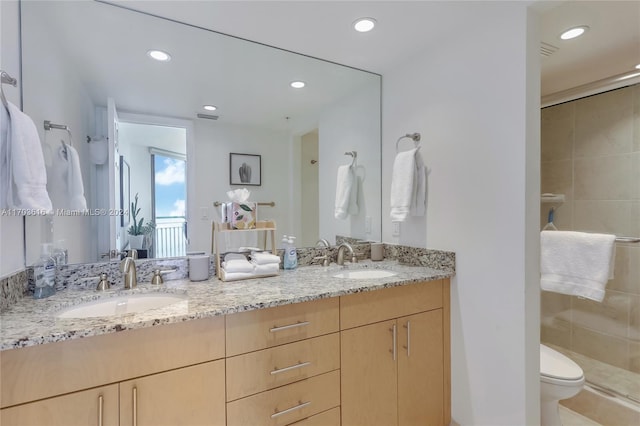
[316,238,331,248]
[337,242,358,266]
[314,239,332,266]
[120,249,138,289]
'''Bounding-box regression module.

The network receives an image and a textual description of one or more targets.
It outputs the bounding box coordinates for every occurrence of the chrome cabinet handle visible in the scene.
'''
[271,400,311,418]
[390,324,397,361]
[98,395,103,426]
[270,361,312,375]
[269,321,310,333]
[403,321,411,357]
[133,387,137,426]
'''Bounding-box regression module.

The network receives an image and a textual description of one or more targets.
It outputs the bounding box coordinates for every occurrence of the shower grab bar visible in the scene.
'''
[615,236,640,243]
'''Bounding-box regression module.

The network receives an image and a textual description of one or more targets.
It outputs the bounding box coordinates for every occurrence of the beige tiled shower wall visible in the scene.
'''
[540,83,640,373]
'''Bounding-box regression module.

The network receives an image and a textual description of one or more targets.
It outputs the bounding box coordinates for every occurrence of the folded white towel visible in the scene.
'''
[540,230,616,302]
[221,271,255,282]
[2,101,52,211]
[253,263,280,275]
[251,252,281,265]
[390,147,425,222]
[222,259,254,273]
[224,253,247,261]
[335,164,358,219]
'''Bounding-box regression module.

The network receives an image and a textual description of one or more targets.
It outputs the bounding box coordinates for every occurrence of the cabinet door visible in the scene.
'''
[119,360,225,426]
[1,384,118,426]
[397,310,444,426]
[341,319,398,426]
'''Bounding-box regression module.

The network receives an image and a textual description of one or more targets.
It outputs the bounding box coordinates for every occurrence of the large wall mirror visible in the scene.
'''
[21,0,381,265]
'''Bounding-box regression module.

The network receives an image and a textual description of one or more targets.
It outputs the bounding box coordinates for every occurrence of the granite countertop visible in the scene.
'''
[0,260,454,351]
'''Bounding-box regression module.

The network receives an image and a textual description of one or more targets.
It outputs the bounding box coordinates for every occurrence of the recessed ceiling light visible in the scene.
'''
[147,49,171,62]
[203,105,217,111]
[560,26,588,40]
[635,64,640,70]
[290,81,306,89]
[353,17,376,32]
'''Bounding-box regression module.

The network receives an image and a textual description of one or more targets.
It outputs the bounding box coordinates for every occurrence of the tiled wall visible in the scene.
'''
[541,84,640,373]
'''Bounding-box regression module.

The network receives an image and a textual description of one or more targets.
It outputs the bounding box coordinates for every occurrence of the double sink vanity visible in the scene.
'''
[1,258,454,426]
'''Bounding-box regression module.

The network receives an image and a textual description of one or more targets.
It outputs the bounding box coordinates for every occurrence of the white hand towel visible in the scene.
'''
[540,230,616,302]
[4,102,52,211]
[49,144,87,210]
[335,164,358,219]
[251,252,281,265]
[221,272,255,282]
[65,144,87,210]
[253,263,280,275]
[1,105,10,209]
[221,259,254,273]
[390,147,425,222]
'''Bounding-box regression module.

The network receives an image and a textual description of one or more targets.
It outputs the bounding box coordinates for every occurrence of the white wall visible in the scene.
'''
[190,120,291,254]
[20,8,94,266]
[382,3,540,425]
[317,81,382,244]
[0,0,26,277]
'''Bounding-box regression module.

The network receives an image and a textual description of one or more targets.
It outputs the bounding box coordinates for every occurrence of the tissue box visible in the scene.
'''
[230,202,256,229]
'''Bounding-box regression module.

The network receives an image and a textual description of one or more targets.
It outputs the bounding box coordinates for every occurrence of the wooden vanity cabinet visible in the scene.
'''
[225,298,341,426]
[0,316,225,426]
[1,278,450,426]
[340,279,451,426]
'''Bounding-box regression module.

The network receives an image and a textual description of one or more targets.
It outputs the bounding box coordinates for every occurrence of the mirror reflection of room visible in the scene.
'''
[21,0,381,266]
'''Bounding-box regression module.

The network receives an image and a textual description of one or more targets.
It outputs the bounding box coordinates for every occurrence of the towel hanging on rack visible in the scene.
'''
[1,101,52,210]
[390,146,426,221]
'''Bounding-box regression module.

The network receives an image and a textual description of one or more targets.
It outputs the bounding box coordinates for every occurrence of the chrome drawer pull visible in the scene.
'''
[403,321,411,357]
[269,321,310,333]
[390,324,397,361]
[133,387,138,426]
[271,400,311,418]
[98,395,103,426]
[270,361,312,375]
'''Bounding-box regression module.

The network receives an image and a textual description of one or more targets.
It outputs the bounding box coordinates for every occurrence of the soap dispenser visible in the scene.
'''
[284,236,297,270]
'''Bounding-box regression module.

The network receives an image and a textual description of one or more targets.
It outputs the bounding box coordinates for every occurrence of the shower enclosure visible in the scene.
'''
[540,83,640,423]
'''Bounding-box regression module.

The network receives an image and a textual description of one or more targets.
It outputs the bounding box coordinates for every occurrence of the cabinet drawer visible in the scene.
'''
[289,407,340,426]
[340,280,443,329]
[226,298,339,356]
[226,370,340,426]
[227,333,339,401]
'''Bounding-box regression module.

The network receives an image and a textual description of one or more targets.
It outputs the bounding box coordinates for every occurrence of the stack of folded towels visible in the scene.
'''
[220,252,281,281]
[250,251,281,275]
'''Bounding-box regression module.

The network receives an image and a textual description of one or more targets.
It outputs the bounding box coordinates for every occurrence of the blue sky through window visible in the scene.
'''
[154,155,186,218]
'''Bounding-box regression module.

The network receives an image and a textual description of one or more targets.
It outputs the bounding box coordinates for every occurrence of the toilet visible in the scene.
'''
[540,344,585,426]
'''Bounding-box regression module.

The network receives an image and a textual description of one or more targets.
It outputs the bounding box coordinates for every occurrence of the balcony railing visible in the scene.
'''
[154,216,186,258]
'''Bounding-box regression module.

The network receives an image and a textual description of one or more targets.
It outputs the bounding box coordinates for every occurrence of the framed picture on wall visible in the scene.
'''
[229,153,261,186]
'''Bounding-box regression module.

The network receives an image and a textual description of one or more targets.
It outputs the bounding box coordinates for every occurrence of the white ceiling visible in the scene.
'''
[24,0,640,127]
[113,0,640,98]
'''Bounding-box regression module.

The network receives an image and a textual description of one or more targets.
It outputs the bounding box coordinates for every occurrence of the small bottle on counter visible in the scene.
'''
[284,236,297,270]
[33,243,56,299]
[52,239,68,265]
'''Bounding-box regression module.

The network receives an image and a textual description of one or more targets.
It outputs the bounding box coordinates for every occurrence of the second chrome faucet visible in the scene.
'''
[121,249,138,289]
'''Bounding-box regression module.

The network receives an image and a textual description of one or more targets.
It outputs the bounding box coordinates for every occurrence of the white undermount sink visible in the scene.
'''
[332,269,397,279]
[57,294,188,319]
